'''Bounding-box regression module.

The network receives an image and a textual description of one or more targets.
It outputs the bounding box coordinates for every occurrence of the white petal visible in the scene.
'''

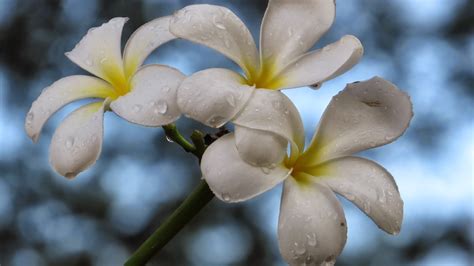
[278,35,363,89]
[278,177,346,265]
[177,68,254,127]
[300,77,413,166]
[201,133,291,203]
[25,76,115,142]
[49,101,106,178]
[232,89,305,156]
[234,125,287,166]
[66,17,128,89]
[260,0,336,74]
[123,16,177,78]
[110,65,184,126]
[309,156,403,234]
[170,5,259,78]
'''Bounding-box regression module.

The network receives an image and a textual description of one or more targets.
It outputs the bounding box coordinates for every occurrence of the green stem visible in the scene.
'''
[190,130,207,159]
[124,124,214,266]
[162,124,200,157]
[124,180,214,266]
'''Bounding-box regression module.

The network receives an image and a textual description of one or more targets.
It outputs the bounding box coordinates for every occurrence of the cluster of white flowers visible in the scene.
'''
[25,1,413,265]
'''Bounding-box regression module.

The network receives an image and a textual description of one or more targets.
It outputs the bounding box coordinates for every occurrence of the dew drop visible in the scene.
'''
[65,172,77,179]
[377,189,387,203]
[26,112,34,124]
[288,27,294,37]
[223,38,231,48]
[226,95,236,107]
[213,15,227,30]
[85,57,93,66]
[261,166,271,174]
[323,255,336,266]
[132,104,142,113]
[207,115,226,127]
[309,82,322,90]
[272,100,283,110]
[306,233,318,247]
[165,135,174,143]
[65,137,75,149]
[221,193,231,202]
[294,242,306,255]
[155,100,168,115]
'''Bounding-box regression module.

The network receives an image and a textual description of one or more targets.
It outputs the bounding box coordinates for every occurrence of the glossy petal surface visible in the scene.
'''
[110,65,184,126]
[201,133,291,203]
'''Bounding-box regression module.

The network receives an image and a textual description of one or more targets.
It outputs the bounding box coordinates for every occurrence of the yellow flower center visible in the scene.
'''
[243,57,287,89]
[283,145,333,186]
[101,61,133,100]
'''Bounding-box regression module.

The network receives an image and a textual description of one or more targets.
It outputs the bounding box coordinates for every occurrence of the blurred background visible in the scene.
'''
[0,0,473,265]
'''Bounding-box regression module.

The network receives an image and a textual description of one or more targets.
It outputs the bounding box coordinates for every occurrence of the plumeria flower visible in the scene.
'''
[170,0,363,167]
[201,77,413,265]
[25,17,185,178]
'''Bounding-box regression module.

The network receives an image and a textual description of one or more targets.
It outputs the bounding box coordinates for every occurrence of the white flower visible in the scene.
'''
[25,17,185,178]
[169,0,363,167]
[201,77,413,265]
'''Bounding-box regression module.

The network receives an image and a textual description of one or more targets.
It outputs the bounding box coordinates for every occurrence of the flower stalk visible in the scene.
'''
[124,124,214,266]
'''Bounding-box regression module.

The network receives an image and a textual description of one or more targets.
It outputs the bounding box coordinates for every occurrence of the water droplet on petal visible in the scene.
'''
[221,193,231,202]
[85,57,93,66]
[223,38,231,48]
[294,242,306,255]
[323,255,336,266]
[288,27,294,37]
[213,15,227,30]
[207,115,226,127]
[309,82,322,90]
[306,233,318,247]
[377,189,387,203]
[272,100,283,110]
[155,100,168,115]
[132,104,142,113]
[65,172,77,179]
[65,137,75,149]
[261,167,271,174]
[26,112,34,124]
[226,94,236,107]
